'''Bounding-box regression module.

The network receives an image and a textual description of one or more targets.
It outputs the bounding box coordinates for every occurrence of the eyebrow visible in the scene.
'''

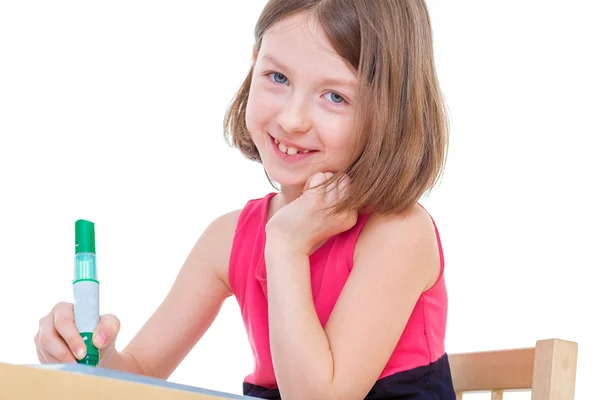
[263,53,291,73]
[262,53,357,91]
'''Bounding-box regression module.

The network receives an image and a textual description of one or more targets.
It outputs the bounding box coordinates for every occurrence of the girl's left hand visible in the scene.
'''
[265,172,358,255]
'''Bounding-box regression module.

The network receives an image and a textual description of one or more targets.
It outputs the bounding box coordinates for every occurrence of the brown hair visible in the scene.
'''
[223,0,448,216]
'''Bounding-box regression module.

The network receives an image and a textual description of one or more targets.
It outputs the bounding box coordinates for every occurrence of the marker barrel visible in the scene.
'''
[73,220,99,366]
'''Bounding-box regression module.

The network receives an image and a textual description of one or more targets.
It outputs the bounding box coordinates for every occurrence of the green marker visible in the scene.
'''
[73,219,99,366]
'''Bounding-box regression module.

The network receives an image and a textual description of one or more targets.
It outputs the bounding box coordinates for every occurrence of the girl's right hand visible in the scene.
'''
[34,301,120,364]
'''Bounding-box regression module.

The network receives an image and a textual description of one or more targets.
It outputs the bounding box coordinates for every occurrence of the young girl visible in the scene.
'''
[34,0,454,398]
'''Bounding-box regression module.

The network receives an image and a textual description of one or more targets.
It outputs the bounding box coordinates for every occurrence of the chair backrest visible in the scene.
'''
[448,338,578,400]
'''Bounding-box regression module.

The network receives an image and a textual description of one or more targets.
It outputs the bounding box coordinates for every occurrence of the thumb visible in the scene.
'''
[337,174,350,198]
[92,314,120,350]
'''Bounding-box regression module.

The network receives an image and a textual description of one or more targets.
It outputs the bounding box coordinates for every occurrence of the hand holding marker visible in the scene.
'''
[73,219,100,366]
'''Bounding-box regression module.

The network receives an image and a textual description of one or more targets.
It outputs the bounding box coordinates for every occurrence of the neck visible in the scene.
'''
[279,184,304,204]
[267,184,304,220]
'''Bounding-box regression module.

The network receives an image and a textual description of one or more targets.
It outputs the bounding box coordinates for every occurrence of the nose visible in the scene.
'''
[276,96,312,134]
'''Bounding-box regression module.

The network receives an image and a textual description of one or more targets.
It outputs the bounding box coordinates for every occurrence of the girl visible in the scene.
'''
[34,0,454,398]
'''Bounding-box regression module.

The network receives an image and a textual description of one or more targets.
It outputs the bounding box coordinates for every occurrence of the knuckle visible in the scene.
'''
[38,332,52,349]
[53,302,73,314]
[103,314,121,331]
[54,315,73,329]
[56,350,72,363]
[66,334,82,348]
[112,315,121,330]
[39,314,51,327]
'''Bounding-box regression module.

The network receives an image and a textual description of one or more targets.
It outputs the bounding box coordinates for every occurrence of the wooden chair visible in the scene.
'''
[448,338,578,399]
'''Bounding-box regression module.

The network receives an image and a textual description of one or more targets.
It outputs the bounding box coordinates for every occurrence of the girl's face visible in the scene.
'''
[246,12,357,192]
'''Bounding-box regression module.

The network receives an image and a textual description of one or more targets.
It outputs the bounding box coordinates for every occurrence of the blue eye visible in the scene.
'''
[269,72,288,85]
[325,92,345,104]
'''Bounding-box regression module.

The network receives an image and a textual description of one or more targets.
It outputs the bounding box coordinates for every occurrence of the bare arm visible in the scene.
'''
[265,205,440,400]
[101,209,241,379]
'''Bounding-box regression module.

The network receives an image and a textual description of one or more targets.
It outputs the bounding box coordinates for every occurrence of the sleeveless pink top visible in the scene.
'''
[228,193,452,397]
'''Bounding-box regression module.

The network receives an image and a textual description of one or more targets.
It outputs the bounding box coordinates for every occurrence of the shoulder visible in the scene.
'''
[354,203,440,291]
[199,191,274,291]
[206,208,243,236]
[203,192,274,266]
[194,209,242,292]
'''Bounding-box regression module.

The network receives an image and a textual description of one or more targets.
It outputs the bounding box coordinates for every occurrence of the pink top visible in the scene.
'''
[229,192,449,392]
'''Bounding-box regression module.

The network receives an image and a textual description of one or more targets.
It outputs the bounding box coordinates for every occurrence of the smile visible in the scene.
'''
[269,135,316,163]
[273,137,311,156]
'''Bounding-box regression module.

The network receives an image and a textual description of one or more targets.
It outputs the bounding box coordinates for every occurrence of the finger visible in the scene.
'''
[323,172,335,195]
[325,172,345,201]
[38,318,77,363]
[337,174,350,198]
[325,177,338,205]
[52,302,86,360]
[39,346,68,364]
[37,347,57,364]
[34,332,48,363]
[305,172,328,195]
[92,314,121,350]
[303,173,317,192]
[36,348,47,363]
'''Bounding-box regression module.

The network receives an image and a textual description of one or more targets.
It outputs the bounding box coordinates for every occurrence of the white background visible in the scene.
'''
[1,1,598,398]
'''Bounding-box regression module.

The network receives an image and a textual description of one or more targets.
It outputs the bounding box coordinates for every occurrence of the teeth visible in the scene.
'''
[278,142,298,155]
[274,137,310,155]
[286,146,298,156]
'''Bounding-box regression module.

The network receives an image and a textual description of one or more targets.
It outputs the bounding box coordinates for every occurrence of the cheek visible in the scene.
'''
[245,82,279,136]
[245,87,261,135]
[320,115,354,152]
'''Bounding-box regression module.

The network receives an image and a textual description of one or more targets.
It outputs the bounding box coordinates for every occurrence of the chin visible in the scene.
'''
[265,167,310,189]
